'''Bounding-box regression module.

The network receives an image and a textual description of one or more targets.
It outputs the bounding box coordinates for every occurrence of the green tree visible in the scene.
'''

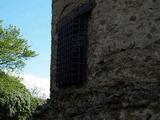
[0,21,44,120]
[0,21,37,72]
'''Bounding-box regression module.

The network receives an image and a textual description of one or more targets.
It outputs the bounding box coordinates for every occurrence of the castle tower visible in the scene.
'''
[50,0,160,119]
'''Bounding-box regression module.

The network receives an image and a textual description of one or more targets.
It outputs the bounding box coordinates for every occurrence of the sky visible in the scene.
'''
[0,0,51,98]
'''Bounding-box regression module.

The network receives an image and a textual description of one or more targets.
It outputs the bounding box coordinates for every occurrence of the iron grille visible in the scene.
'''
[56,1,95,88]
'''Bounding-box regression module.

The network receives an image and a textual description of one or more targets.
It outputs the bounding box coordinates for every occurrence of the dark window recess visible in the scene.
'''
[56,1,95,88]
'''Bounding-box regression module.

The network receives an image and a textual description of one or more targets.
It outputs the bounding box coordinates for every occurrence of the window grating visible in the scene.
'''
[56,1,95,88]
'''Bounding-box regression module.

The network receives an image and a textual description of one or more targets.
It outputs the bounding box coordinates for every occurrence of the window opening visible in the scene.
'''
[56,1,95,88]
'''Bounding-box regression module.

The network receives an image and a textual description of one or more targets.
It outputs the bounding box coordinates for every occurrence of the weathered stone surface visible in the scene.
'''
[87,0,160,87]
[31,0,160,119]
[49,39,160,120]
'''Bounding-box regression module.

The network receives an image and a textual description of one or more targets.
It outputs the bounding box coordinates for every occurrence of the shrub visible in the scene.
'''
[0,72,44,120]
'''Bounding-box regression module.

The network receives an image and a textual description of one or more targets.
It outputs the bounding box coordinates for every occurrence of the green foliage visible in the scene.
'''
[0,72,45,120]
[30,97,45,112]
[0,21,37,72]
[0,21,42,119]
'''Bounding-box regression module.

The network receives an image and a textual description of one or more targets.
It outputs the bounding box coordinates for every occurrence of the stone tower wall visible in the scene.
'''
[51,0,160,95]
[50,0,160,119]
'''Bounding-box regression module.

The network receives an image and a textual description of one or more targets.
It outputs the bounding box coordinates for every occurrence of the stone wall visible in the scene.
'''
[87,0,160,87]
[49,0,160,119]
